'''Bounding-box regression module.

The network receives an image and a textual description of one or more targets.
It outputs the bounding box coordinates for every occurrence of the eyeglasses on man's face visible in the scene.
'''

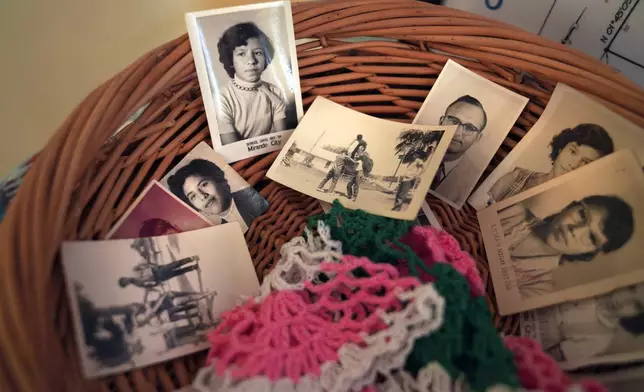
[440,115,481,136]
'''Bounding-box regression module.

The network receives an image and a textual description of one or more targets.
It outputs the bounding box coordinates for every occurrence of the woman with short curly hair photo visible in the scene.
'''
[216,22,287,145]
[488,123,614,203]
[167,159,268,230]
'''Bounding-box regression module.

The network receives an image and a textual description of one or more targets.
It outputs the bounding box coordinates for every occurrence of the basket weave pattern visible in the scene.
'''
[2,1,644,391]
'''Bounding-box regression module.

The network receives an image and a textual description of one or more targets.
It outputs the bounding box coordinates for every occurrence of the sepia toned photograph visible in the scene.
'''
[469,83,644,210]
[478,151,644,315]
[106,181,213,240]
[186,1,303,163]
[62,223,259,377]
[413,60,529,209]
[521,282,644,371]
[160,142,268,233]
[267,97,456,220]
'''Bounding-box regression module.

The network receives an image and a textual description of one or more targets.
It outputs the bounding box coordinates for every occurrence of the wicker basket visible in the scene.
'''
[2,1,644,391]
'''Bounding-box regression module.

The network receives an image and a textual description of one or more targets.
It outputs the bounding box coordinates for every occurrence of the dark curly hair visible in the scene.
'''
[139,218,179,237]
[541,195,634,262]
[217,22,274,79]
[549,123,614,162]
[167,159,231,210]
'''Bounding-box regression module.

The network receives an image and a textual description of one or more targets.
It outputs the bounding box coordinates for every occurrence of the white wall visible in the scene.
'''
[0,0,283,177]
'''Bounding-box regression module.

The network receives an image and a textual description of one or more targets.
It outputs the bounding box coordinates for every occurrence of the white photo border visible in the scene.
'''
[414,60,529,210]
[478,150,644,315]
[186,1,303,163]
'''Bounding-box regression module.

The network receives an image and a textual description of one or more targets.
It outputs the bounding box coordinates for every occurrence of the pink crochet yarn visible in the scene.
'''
[400,226,485,296]
[208,290,364,381]
[503,336,606,392]
[305,256,421,334]
[207,256,422,382]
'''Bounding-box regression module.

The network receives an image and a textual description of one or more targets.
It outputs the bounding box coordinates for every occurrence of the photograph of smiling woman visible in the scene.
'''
[488,124,614,203]
[186,2,303,163]
[469,83,644,210]
[167,159,268,229]
[160,142,268,233]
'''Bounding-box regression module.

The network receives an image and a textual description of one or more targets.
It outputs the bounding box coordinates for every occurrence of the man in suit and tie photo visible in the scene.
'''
[432,95,487,188]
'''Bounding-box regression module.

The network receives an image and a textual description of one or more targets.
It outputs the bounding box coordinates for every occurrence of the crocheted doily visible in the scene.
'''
[203,257,444,392]
[400,226,485,297]
[309,204,519,390]
[259,221,343,298]
[179,204,606,392]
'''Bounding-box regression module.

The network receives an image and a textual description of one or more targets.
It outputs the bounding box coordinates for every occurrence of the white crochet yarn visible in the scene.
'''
[259,221,343,298]
[178,280,446,392]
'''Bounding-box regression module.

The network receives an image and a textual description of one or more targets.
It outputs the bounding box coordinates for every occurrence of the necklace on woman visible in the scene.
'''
[232,79,259,91]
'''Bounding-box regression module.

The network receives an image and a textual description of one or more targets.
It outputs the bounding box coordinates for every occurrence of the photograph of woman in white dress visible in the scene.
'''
[538,283,644,365]
[488,124,614,203]
[216,22,288,145]
[499,194,634,298]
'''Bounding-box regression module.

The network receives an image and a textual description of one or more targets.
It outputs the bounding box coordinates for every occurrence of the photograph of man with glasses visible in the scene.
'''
[412,60,529,209]
[432,95,487,188]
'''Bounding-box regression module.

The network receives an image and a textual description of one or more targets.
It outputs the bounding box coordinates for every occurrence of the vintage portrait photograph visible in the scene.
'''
[413,60,529,209]
[106,181,213,240]
[62,223,259,377]
[521,282,644,370]
[267,97,456,220]
[469,83,644,210]
[160,142,268,233]
[478,151,644,315]
[186,1,303,162]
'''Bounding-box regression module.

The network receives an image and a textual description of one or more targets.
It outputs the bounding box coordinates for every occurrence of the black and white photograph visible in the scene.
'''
[478,150,644,315]
[469,83,644,210]
[160,141,268,233]
[186,1,303,163]
[521,283,644,370]
[413,60,529,209]
[267,97,456,220]
[62,223,260,377]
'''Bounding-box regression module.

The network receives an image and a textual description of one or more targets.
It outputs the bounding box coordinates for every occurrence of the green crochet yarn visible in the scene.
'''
[308,201,519,391]
[307,200,417,265]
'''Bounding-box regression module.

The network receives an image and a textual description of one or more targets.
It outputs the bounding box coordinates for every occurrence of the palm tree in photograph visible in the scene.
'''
[392,129,442,177]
